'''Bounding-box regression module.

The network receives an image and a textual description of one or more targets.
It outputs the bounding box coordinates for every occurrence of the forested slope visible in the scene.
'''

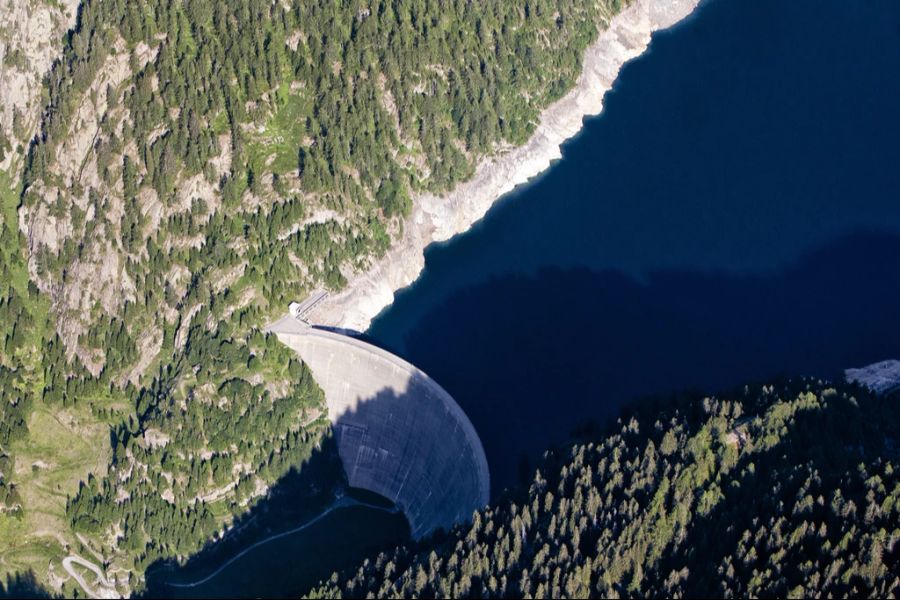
[314,380,900,598]
[0,0,630,593]
[22,0,621,378]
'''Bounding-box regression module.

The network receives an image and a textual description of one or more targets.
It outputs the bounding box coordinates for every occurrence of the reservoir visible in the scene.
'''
[150,0,900,596]
[367,0,900,494]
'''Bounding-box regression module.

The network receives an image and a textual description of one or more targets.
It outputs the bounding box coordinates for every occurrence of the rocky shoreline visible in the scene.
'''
[311,0,703,332]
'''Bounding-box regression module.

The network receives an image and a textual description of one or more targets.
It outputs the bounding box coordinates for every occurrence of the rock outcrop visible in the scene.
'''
[0,0,80,172]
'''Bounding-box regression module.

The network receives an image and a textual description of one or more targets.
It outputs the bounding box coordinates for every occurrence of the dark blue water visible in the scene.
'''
[368,0,900,495]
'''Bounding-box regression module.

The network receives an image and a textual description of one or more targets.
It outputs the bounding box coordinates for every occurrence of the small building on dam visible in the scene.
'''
[266,313,490,540]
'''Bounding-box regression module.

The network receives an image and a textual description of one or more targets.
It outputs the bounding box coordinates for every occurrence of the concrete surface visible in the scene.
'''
[266,315,490,539]
[289,290,328,320]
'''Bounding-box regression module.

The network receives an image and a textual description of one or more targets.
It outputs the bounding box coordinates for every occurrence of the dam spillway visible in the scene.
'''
[266,315,490,539]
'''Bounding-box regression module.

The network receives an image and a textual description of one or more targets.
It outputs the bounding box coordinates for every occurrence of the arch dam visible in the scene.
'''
[265,313,490,540]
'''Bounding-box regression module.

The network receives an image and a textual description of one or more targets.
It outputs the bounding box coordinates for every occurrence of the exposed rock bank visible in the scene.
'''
[0,0,80,173]
[311,0,702,332]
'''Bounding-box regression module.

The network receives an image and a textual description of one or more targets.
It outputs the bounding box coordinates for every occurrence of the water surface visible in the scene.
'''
[367,0,900,494]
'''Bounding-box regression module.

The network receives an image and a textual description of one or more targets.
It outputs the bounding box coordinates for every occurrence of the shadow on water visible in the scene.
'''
[393,231,900,495]
[365,0,900,497]
[142,422,409,599]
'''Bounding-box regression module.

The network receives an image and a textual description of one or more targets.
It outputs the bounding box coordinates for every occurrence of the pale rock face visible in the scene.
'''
[0,0,80,170]
[49,40,132,188]
[310,0,702,332]
[54,240,139,375]
[174,172,221,218]
[15,34,143,369]
[20,188,71,254]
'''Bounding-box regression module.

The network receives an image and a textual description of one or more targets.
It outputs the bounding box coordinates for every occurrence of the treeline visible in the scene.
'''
[0,284,36,497]
[0,234,38,459]
[314,380,900,598]
[0,189,46,516]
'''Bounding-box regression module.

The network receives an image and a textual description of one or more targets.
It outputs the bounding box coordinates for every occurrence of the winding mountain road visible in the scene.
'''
[62,554,119,598]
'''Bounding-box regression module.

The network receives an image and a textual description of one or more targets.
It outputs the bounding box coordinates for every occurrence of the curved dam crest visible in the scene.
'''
[266,314,489,540]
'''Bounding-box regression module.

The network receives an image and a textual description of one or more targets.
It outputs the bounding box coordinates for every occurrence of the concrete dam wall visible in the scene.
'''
[266,315,490,539]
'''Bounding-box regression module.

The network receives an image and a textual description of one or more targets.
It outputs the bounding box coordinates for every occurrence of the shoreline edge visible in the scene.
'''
[313,0,703,332]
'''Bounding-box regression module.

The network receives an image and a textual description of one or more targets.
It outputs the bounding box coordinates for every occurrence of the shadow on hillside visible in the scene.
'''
[393,230,900,495]
[0,570,57,599]
[141,391,412,599]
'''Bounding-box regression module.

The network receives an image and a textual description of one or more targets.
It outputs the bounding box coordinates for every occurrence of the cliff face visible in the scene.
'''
[0,0,79,172]
[18,35,149,373]
[310,0,702,333]
[0,0,88,367]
